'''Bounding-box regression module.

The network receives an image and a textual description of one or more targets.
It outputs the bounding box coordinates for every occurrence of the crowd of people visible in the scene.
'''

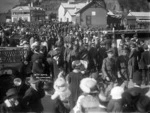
[0,21,150,113]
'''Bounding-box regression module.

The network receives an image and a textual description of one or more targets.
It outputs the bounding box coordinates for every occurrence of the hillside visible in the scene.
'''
[18,0,150,12]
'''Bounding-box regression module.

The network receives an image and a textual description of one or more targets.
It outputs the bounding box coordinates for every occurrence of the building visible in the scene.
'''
[0,12,11,23]
[11,3,45,22]
[64,9,76,23]
[127,11,150,29]
[75,0,107,27]
[58,0,87,22]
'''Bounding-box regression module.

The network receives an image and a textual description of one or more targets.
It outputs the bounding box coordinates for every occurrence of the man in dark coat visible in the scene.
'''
[139,44,150,85]
[124,71,149,112]
[102,49,118,82]
[22,76,45,112]
[88,43,97,72]
[0,88,24,113]
[31,44,45,74]
[64,43,72,73]
[128,43,139,79]
[117,48,130,83]
[96,42,107,72]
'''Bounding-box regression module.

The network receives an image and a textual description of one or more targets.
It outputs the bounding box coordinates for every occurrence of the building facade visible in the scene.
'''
[127,11,150,29]
[76,0,107,27]
[58,1,87,22]
[11,5,45,22]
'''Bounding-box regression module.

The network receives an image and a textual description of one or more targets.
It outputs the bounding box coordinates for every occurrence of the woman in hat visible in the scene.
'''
[41,81,69,113]
[73,77,107,113]
[107,86,124,113]
[0,88,24,113]
[66,60,84,109]
[22,76,45,112]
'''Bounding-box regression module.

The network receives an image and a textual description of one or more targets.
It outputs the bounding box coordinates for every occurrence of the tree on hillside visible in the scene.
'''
[118,0,150,11]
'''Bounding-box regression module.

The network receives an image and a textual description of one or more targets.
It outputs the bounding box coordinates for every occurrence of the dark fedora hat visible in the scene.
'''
[43,81,53,91]
[6,88,18,97]
[27,76,39,84]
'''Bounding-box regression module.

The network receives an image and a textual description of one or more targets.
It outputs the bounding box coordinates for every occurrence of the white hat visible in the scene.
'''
[110,86,124,99]
[31,42,39,49]
[80,78,97,94]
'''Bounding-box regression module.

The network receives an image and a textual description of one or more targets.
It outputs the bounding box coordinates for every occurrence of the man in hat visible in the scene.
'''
[139,44,150,85]
[41,81,69,113]
[117,47,130,84]
[88,41,97,72]
[0,88,23,113]
[0,30,9,47]
[127,71,149,98]
[102,48,118,82]
[128,43,139,80]
[22,76,45,112]
[96,41,107,72]
[31,43,46,74]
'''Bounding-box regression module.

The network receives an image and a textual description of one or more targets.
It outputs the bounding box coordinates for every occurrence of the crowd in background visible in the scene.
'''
[0,21,150,113]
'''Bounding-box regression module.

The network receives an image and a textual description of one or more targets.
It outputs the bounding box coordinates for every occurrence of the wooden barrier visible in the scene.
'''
[0,47,26,64]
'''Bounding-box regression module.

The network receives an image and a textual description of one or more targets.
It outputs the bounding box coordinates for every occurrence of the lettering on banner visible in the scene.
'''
[34,74,51,82]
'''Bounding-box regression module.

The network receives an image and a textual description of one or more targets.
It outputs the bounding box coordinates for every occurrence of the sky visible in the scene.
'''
[0,0,19,13]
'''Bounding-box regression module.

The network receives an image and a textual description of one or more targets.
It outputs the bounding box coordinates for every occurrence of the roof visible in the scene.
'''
[128,12,150,17]
[12,6,45,11]
[61,2,87,9]
[107,10,114,16]
[76,0,106,14]
[66,9,76,16]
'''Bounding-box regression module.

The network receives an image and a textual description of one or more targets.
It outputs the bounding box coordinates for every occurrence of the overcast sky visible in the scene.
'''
[0,0,19,13]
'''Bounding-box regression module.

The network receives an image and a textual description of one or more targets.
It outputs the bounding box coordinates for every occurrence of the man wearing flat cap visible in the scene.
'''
[102,48,118,83]
[0,88,24,113]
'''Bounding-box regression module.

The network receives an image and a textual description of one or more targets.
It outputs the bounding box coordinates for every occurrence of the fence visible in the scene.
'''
[0,47,26,64]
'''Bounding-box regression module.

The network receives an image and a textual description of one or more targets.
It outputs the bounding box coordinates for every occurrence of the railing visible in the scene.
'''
[0,47,26,64]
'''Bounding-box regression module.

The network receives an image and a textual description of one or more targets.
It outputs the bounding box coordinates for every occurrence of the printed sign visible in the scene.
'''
[34,74,52,82]
[0,47,25,64]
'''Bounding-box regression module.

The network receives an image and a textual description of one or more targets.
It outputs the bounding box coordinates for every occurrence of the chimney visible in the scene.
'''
[68,0,75,4]
[31,2,33,7]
